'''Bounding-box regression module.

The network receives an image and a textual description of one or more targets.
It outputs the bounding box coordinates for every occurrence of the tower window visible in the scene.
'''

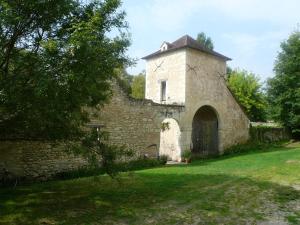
[161,81,166,102]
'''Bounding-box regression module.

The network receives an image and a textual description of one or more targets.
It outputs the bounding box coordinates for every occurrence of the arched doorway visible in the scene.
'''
[159,118,181,161]
[192,105,219,155]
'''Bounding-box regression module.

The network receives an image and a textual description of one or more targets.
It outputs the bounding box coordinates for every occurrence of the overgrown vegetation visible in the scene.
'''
[55,157,166,181]
[181,150,192,161]
[115,68,134,96]
[0,0,131,140]
[131,72,145,99]
[56,129,168,180]
[76,129,135,178]
[223,141,284,156]
[116,69,145,99]
[227,69,267,122]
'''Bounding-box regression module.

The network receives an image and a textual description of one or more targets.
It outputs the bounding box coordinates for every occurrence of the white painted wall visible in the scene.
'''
[145,49,186,105]
[159,118,181,161]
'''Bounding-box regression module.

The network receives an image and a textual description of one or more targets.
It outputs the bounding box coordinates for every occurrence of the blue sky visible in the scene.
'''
[121,0,300,82]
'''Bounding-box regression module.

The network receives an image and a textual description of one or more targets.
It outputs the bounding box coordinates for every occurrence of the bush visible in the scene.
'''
[159,155,168,164]
[55,167,105,180]
[119,158,165,171]
[224,141,284,156]
[0,168,23,187]
[55,157,165,181]
[181,150,192,159]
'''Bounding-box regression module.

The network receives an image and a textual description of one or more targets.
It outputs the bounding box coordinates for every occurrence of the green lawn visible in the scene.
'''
[1,144,300,225]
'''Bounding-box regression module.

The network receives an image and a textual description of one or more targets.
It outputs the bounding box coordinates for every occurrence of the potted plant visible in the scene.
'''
[181,150,192,163]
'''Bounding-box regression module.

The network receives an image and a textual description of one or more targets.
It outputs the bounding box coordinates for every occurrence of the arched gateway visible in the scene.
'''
[192,106,219,155]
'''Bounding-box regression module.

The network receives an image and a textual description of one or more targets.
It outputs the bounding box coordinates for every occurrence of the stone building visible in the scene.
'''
[94,35,250,161]
[0,35,250,179]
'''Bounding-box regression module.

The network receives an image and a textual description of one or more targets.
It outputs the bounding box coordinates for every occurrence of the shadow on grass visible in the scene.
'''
[0,171,299,225]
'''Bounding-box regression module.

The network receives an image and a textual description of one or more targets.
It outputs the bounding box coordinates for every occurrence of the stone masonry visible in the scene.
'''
[143,35,250,157]
[0,34,251,179]
[0,83,184,179]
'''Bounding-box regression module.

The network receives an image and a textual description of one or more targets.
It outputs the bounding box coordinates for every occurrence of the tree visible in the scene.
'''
[115,68,133,95]
[227,69,267,122]
[226,66,233,79]
[0,0,130,139]
[196,32,214,50]
[267,31,300,138]
[131,72,145,99]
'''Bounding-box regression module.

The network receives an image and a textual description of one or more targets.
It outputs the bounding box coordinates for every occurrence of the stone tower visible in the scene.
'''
[143,35,250,160]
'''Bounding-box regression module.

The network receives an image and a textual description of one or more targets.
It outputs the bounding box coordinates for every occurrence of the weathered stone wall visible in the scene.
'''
[145,49,186,105]
[0,43,251,179]
[182,49,250,152]
[0,141,87,180]
[0,82,184,180]
[144,48,250,154]
[250,126,290,142]
[90,82,185,158]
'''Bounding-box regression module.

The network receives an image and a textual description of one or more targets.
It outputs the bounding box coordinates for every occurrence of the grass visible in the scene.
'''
[1,143,300,224]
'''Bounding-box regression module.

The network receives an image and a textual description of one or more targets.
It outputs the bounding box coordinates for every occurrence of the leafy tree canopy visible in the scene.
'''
[115,68,133,95]
[0,0,131,139]
[131,71,145,99]
[227,69,267,122]
[196,32,214,50]
[267,31,300,138]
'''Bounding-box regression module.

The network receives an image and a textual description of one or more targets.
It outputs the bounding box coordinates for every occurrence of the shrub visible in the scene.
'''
[0,168,23,187]
[120,158,164,171]
[181,150,192,159]
[55,167,104,180]
[55,157,165,181]
[224,141,284,156]
[159,155,168,164]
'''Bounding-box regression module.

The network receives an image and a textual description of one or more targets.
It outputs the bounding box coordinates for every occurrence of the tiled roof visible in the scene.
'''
[142,35,231,61]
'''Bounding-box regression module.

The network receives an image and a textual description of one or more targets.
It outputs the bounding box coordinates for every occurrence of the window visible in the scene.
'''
[160,43,168,51]
[161,81,166,102]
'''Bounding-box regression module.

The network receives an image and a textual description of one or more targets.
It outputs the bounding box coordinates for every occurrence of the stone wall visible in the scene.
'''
[90,82,185,158]
[0,45,252,179]
[250,126,290,142]
[0,141,87,180]
[0,82,185,180]
[181,49,250,152]
[144,47,250,155]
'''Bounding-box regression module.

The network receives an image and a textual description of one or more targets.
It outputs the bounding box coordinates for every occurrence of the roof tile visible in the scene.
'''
[142,35,231,61]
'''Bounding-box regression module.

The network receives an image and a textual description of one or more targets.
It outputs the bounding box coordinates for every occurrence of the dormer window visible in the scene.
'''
[160,42,169,52]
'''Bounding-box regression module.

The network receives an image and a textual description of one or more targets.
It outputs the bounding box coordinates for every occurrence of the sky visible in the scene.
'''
[121,0,300,82]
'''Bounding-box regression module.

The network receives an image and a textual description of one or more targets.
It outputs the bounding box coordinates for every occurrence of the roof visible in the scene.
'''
[142,35,231,61]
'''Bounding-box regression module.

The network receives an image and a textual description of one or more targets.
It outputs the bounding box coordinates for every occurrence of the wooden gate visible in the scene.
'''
[192,106,218,155]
